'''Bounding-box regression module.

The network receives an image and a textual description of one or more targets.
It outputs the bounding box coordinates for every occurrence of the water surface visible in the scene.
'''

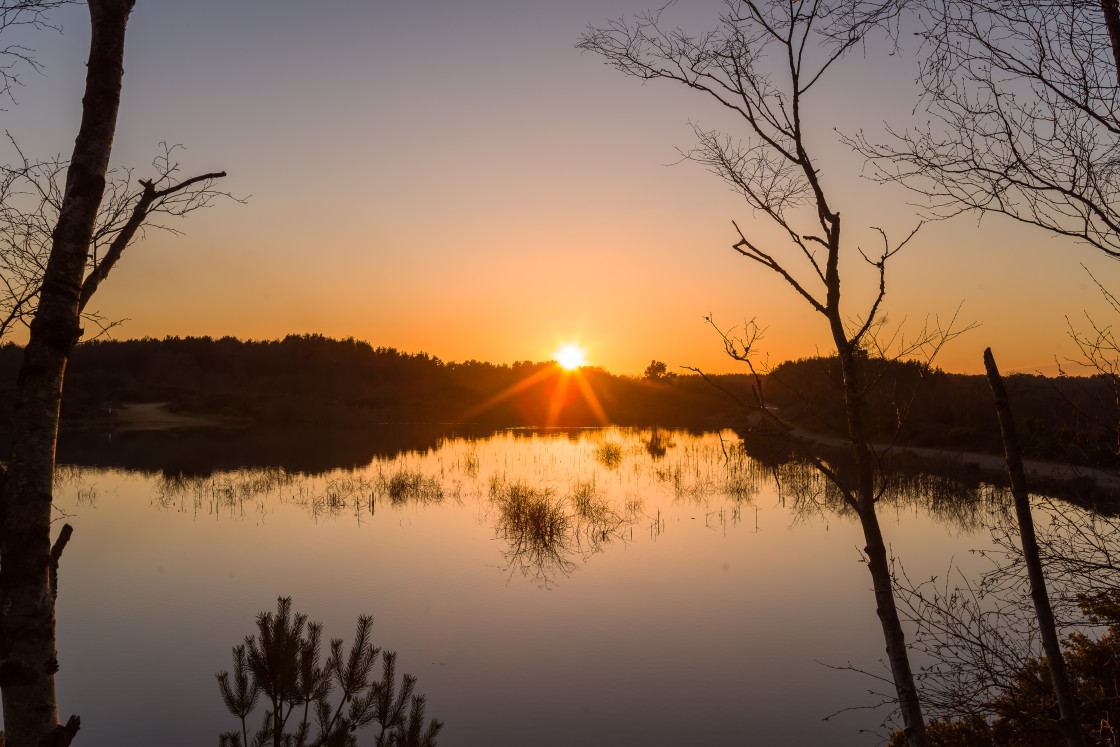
[45,427,1002,745]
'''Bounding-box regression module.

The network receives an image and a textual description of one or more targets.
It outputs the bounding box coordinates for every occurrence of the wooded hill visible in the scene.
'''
[0,335,1112,467]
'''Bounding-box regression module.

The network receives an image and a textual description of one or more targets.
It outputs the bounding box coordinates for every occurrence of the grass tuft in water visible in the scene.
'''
[383,469,443,505]
[594,442,623,469]
[490,476,569,548]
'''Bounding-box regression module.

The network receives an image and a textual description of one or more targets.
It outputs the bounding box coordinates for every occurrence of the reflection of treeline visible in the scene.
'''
[739,443,1011,532]
[54,423,493,477]
[763,356,1119,467]
[741,425,1118,514]
[0,335,745,429]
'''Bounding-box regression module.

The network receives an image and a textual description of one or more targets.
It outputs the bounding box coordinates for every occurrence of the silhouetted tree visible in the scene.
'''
[217,597,443,747]
[643,360,670,382]
[854,5,1120,744]
[578,2,971,744]
[985,349,1088,747]
[857,0,1120,258]
[0,3,227,744]
[0,0,72,102]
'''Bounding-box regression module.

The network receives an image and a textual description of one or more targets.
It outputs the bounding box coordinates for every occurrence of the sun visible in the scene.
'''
[553,342,587,371]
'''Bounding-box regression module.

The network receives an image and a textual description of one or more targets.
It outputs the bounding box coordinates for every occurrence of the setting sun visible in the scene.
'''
[553,342,587,370]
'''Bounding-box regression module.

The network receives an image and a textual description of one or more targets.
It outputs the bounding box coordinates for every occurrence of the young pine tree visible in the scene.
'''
[217,597,443,747]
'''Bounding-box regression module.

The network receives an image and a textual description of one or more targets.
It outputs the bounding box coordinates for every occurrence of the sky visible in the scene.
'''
[1,0,1115,376]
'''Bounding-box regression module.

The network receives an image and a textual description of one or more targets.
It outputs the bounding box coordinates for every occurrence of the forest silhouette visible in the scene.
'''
[0,334,1110,472]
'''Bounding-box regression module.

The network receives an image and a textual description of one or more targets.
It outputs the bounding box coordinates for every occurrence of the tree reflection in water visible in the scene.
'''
[737,434,1009,534]
[59,428,1040,591]
[47,427,1120,743]
[643,428,671,461]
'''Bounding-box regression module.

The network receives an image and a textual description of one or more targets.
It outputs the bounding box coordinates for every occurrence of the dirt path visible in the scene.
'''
[786,426,1120,490]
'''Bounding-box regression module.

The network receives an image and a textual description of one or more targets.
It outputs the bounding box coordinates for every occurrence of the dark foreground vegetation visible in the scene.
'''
[889,591,1120,747]
[0,335,1113,467]
[217,597,442,747]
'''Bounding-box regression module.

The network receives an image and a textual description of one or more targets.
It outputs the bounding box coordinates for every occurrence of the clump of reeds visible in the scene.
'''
[566,477,635,555]
[463,449,480,479]
[595,442,623,469]
[722,449,760,502]
[570,479,599,520]
[569,478,616,525]
[490,476,569,548]
[382,468,443,506]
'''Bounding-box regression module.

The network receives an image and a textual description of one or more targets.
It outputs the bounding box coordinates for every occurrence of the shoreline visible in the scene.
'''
[67,404,1120,493]
[105,402,245,431]
[781,425,1120,492]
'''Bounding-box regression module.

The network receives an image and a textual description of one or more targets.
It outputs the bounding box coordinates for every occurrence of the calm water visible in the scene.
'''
[40,427,1006,746]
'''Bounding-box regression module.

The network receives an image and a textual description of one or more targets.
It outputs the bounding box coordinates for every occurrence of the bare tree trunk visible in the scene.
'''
[0,2,134,745]
[983,347,1088,747]
[834,332,930,747]
[1101,0,1120,86]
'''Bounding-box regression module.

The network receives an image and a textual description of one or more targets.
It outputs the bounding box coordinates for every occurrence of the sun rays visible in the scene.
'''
[458,343,608,427]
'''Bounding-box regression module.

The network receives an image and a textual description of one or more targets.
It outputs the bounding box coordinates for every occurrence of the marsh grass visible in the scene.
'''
[488,475,574,584]
[52,427,1007,591]
[463,449,480,478]
[490,477,569,544]
[567,477,629,552]
[307,475,377,517]
[570,479,602,521]
[722,446,761,502]
[595,442,624,469]
[147,469,294,516]
[380,468,443,506]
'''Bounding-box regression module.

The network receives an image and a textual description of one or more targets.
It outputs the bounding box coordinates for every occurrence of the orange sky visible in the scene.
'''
[2,1,1114,376]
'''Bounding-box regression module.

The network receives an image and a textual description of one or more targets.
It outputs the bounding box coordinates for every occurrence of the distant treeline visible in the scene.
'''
[0,334,744,429]
[0,335,1113,466]
[763,355,1119,467]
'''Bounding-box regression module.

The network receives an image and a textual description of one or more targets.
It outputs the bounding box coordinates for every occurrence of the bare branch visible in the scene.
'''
[0,1,74,104]
[852,0,1120,258]
[0,140,237,337]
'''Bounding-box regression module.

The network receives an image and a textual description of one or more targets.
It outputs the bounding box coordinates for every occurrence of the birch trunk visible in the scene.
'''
[984,348,1088,747]
[0,2,134,745]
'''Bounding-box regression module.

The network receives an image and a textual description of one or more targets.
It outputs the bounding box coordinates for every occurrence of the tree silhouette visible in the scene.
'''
[217,597,443,747]
[0,3,228,744]
[580,2,970,744]
[857,0,1120,258]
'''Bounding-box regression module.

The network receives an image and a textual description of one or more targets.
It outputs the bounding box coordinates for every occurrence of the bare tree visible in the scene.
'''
[848,5,1120,743]
[0,2,228,745]
[857,0,1120,258]
[579,2,958,744]
[0,140,232,343]
[0,0,73,104]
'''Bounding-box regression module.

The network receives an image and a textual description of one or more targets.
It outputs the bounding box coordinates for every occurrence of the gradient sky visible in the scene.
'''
[1,0,1114,376]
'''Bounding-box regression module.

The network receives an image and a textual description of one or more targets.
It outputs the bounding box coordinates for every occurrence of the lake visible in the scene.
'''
[40,425,1010,746]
